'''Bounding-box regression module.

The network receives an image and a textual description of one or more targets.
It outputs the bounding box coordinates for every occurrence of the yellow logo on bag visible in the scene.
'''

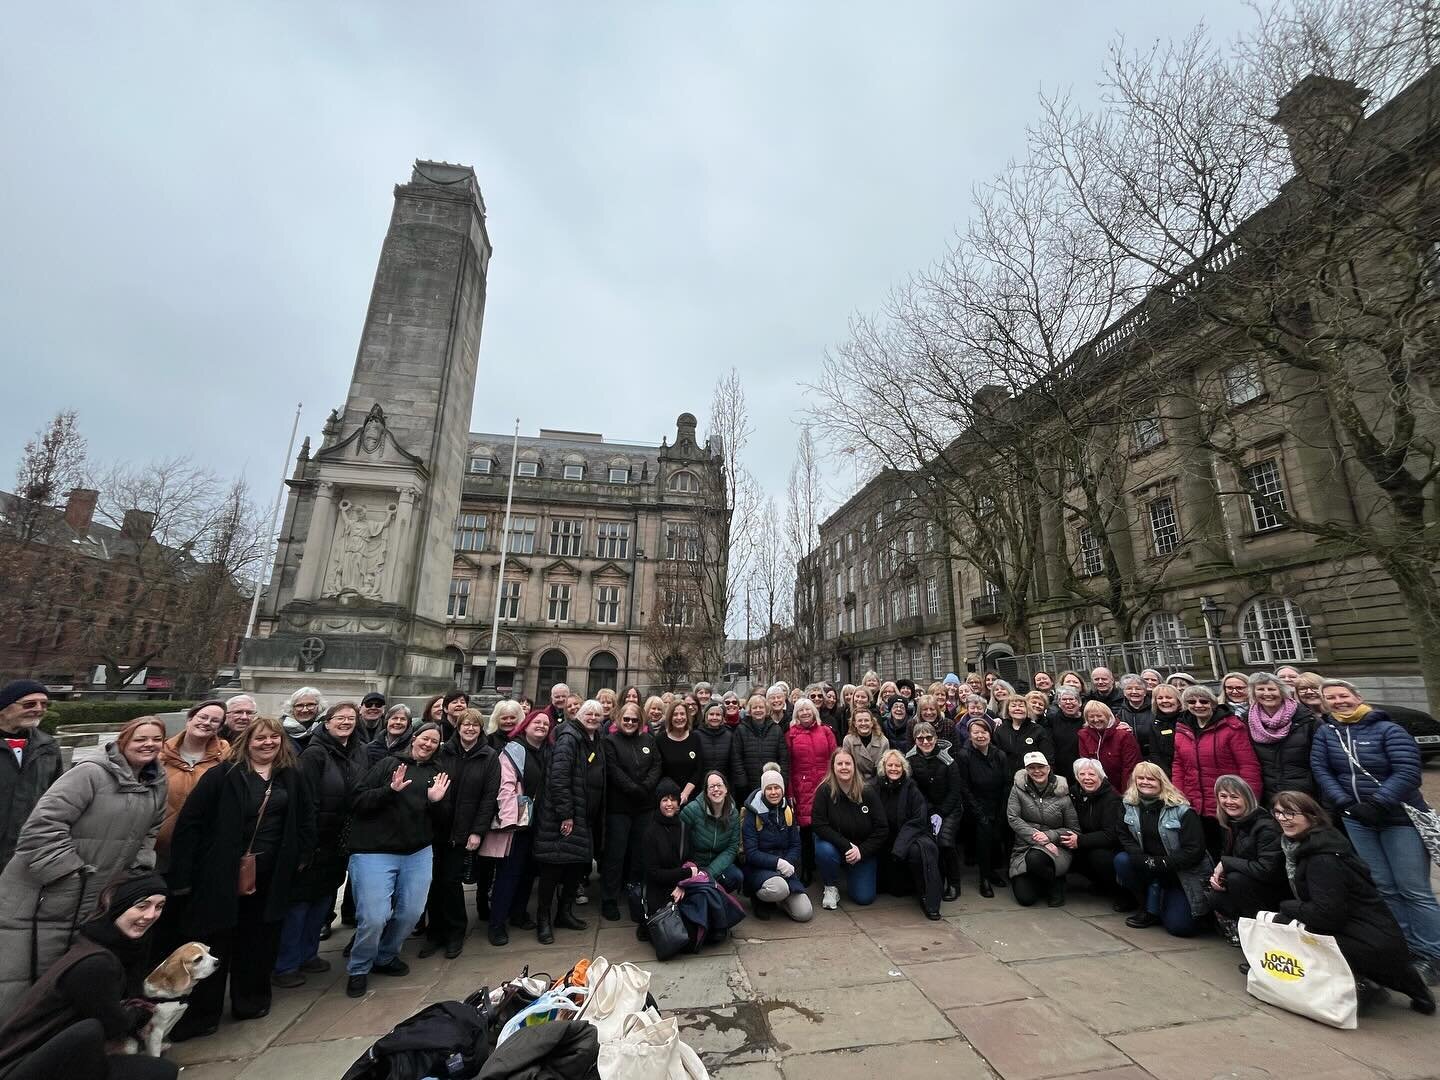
[1260,950,1306,980]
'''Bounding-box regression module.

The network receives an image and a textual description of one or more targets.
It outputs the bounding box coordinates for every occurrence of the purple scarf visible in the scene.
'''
[1247,697,1298,744]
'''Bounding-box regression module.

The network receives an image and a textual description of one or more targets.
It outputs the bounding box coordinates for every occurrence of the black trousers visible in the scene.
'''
[174,892,282,1035]
[1012,848,1061,907]
[1210,872,1290,921]
[972,807,1009,880]
[0,1019,177,1080]
[426,844,471,946]
[488,832,537,930]
[600,811,649,904]
[1200,815,1225,859]
[879,838,944,914]
[537,863,586,917]
[1069,846,1121,893]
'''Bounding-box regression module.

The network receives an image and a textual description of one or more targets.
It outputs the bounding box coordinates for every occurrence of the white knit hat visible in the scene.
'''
[760,769,784,792]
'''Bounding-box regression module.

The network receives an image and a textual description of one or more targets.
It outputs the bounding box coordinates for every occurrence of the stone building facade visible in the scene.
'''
[441,415,727,701]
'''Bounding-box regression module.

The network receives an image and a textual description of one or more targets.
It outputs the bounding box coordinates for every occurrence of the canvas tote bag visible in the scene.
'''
[1239,911,1357,1029]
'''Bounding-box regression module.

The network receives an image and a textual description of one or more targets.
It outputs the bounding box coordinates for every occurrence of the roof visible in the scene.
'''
[0,489,210,577]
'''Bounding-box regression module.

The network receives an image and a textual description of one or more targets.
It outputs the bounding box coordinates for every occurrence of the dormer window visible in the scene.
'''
[468,457,492,475]
[563,464,585,481]
[516,461,539,478]
[608,467,629,484]
[669,470,699,493]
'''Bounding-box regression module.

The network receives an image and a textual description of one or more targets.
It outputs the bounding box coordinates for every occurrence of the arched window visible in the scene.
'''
[587,651,619,698]
[668,470,699,493]
[1139,612,1194,668]
[1239,596,1316,664]
[1068,622,1106,670]
[536,648,569,702]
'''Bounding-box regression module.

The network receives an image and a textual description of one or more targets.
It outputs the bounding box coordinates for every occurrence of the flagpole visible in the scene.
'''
[481,419,521,694]
[244,403,302,641]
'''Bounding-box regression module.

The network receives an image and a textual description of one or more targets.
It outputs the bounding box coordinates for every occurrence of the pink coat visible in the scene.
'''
[1172,711,1263,818]
[1076,723,1141,794]
[785,720,837,827]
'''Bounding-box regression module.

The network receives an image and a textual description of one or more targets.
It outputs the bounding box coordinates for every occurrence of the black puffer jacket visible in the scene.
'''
[958,744,1010,816]
[291,724,368,899]
[871,774,932,860]
[434,736,496,846]
[731,715,788,796]
[1277,825,1413,965]
[694,722,738,793]
[1070,779,1123,851]
[533,719,604,865]
[1145,708,1182,775]
[904,740,962,819]
[994,719,1055,775]
[1041,708,1082,780]
[1218,807,1285,886]
[604,728,660,815]
[1248,706,1318,799]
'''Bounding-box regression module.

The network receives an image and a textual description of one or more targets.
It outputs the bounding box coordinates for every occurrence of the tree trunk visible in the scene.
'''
[1386,559,1440,713]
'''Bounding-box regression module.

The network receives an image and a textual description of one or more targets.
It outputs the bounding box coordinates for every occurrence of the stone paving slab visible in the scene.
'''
[873,918,982,965]
[738,934,897,994]
[950,908,1132,963]
[1112,1013,1379,1080]
[946,997,1131,1080]
[764,980,954,1055]
[905,952,1036,1008]
[778,1038,993,1079]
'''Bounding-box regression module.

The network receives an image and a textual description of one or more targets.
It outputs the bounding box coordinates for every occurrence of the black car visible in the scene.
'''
[1384,703,1440,762]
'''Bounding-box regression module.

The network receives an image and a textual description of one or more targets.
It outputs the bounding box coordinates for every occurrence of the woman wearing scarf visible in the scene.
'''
[880,697,913,755]
[0,873,176,1080]
[1244,672,1317,800]
[1311,679,1440,984]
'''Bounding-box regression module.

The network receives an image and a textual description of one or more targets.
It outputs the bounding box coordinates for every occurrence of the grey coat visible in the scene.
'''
[0,728,63,872]
[1006,770,1080,879]
[0,743,165,1020]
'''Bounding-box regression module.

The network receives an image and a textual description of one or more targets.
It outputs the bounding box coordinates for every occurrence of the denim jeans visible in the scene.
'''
[348,848,433,975]
[712,865,743,893]
[814,839,878,905]
[275,898,332,974]
[1113,851,1197,936]
[1343,818,1440,962]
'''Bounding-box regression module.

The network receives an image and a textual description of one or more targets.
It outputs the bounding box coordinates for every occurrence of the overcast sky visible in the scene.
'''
[2,1,1258,514]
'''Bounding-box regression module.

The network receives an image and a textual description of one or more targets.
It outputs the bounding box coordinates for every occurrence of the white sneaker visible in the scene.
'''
[821,886,839,910]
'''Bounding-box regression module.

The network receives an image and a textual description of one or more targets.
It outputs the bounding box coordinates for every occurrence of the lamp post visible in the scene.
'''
[1199,595,1226,681]
[480,420,521,704]
[976,633,989,677]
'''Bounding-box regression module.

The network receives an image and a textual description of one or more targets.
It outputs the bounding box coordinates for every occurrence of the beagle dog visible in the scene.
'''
[123,942,220,1056]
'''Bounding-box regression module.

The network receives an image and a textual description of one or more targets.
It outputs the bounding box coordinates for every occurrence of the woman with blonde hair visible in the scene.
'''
[810,748,887,910]
[1115,762,1213,937]
[842,708,889,782]
[485,699,526,752]
[872,749,943,919]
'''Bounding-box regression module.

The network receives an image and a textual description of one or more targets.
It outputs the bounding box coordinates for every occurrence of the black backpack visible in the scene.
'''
[341,993,494,1080]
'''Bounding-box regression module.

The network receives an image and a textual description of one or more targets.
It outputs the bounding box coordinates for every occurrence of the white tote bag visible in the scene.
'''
[579,955,653,1045]
[1239,911,1357,1029]
[596,1008,710,1080]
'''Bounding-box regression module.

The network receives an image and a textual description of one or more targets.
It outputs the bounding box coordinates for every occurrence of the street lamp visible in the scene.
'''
[1198,596,1226,680]
[976,633,989,677]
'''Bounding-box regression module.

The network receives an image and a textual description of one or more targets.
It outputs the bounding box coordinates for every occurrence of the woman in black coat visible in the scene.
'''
[871,750,943,919]
[421,709,495,959]
[1270,791,1435,1014]
[531,701,606,944]
[994,697,1055,777]
[905,722,964,900]
[367,705,414,765]
[1065,757,1129,909]
[166,717,316,1041]
[1145,685,1184,774]
[695,703,739,798]
[0,873,176,1080]
[731,695,788,797]
[600,701,660,922]
[959,717,1011,897]
[1244,673,1317,800]
[639,779,689,922]
[274,703,368,986]
[1206,775,1289,944]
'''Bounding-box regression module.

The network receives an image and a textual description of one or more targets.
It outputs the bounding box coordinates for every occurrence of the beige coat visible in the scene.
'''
[0,743,165,1020]
[842,732,891,783]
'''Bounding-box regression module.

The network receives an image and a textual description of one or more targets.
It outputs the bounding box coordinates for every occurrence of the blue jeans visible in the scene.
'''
[275,898,332,974]
[712,865,743,893]
[1343,818,1440,962]
[814,839,878,905]
[348,848,432,975]
[1114,852,1197,937]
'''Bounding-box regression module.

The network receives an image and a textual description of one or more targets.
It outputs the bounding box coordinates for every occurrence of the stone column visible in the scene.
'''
[293,481,339,599]
[1164,391,1231,569]
[382,486,418,602]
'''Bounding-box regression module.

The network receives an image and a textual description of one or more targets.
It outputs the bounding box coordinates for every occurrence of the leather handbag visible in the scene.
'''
[645,903,690,962]
[238,781,273,896]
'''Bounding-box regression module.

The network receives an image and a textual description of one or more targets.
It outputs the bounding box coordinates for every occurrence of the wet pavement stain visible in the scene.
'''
[677,996,824,1063]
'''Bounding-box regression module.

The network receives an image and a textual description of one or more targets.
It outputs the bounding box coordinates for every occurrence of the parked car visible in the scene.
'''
[1384,703,1440,762]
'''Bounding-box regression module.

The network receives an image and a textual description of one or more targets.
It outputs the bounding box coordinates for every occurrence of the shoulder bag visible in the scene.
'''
[644,822,691,961]
[238,780,273,895]
[1336,732,1440,865]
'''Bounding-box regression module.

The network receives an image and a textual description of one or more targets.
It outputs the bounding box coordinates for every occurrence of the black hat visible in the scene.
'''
[102,872,169,919]
[656,778,682,803]
[0,679,48,712]
[361,693,386,707]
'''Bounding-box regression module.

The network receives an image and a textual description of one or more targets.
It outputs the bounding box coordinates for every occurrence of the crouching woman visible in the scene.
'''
[740,769,813,922]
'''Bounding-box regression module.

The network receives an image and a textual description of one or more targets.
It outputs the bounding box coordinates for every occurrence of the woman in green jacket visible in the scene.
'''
[679,771,742,892]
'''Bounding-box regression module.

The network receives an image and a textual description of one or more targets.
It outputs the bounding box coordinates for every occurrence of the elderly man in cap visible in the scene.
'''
[0,679,62,872]
[359,692,387,741]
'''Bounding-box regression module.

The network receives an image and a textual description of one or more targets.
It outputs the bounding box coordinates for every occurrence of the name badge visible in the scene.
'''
[688,751,696,759]
[642,746,651,754]
[861,805,870,813]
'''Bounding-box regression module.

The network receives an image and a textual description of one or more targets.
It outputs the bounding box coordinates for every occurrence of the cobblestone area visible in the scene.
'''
[169,767,1440,1080]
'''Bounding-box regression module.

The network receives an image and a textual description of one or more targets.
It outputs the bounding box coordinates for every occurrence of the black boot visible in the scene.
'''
[979,877,994,899]
[536,906,555,945]
[1047,878,1067,908]
[555,904,588,931]
[942,883,960,902]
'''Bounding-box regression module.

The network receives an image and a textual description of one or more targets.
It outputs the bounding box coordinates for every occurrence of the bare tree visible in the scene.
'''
[695,368,755,675]
[748,495,793,685]
[785,428,826,682]
[1034,0,1440,704]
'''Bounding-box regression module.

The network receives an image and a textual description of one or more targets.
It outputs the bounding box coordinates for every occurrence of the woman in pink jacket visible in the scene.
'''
[1171,685,1262,857]
[1076,701,1141,794]
[786,698,837,886]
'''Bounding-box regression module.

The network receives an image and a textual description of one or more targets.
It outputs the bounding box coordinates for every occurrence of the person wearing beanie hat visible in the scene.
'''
[0,871,175,1080]
[0,680,61,873]
[639,779,688,924]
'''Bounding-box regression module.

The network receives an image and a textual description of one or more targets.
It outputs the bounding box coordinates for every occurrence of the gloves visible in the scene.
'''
[775,859,795,878]
[930,814,942,836]
[1347,801,1384,827]
[1143,855,1167,872]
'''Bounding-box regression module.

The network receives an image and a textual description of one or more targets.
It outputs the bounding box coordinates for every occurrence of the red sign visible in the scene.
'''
[145,675,175,690]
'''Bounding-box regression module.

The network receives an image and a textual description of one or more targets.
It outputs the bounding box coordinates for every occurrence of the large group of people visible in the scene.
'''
[0,661,1435,1074]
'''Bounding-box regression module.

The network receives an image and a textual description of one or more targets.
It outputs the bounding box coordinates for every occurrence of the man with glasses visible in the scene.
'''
[359,693,387,741]
[222,694,258,742]
[0,680,61,872]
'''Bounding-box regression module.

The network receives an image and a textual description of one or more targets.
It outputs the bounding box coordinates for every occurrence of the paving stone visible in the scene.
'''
[279,984,431,1042]
[167,994,323,1065]
[1161,941,1252,993]
[1012,951,1248,1034]
[1259,997,1440,1080]
[1113,1013,1378,1080]
[234,1036,372,1079]
[868,919,981,965]
[734,905,857,941]
[765,980,953,1055]
[907,953,1035,1008]
[649,953,752,1010]
[950,909,1131,963]
[1047,1069,1155,1080]
[1083,913,1208,953]
[780,1038,992,1079]
[741,934,897,993]
[674,1002,780,1068]
[947,997,1130,1080]
[712,1062,784,1080]
[172,1061,246,1080]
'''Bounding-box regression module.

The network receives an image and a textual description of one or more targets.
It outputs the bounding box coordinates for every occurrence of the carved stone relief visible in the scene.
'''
[324,498,398,600]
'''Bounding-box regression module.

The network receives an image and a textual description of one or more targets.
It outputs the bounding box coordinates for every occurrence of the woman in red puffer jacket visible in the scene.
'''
[1171,685,1262,856]
[785,698,837,885]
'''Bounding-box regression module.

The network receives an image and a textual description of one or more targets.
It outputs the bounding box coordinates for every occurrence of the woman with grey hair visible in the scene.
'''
[367,704,415,765]
[1206,774,1286,944]
[986,679,1016,719]
[282,686,327,750]
[1064,758,1131,910]
[1245,671,1317,800]
[1171,685,1262,856]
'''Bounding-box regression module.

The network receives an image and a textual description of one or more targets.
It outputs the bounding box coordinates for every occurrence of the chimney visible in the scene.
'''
[63,488,99,533]
[1271,74,1369,175]
[972,385,1011,418]
[121,509,156,541]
